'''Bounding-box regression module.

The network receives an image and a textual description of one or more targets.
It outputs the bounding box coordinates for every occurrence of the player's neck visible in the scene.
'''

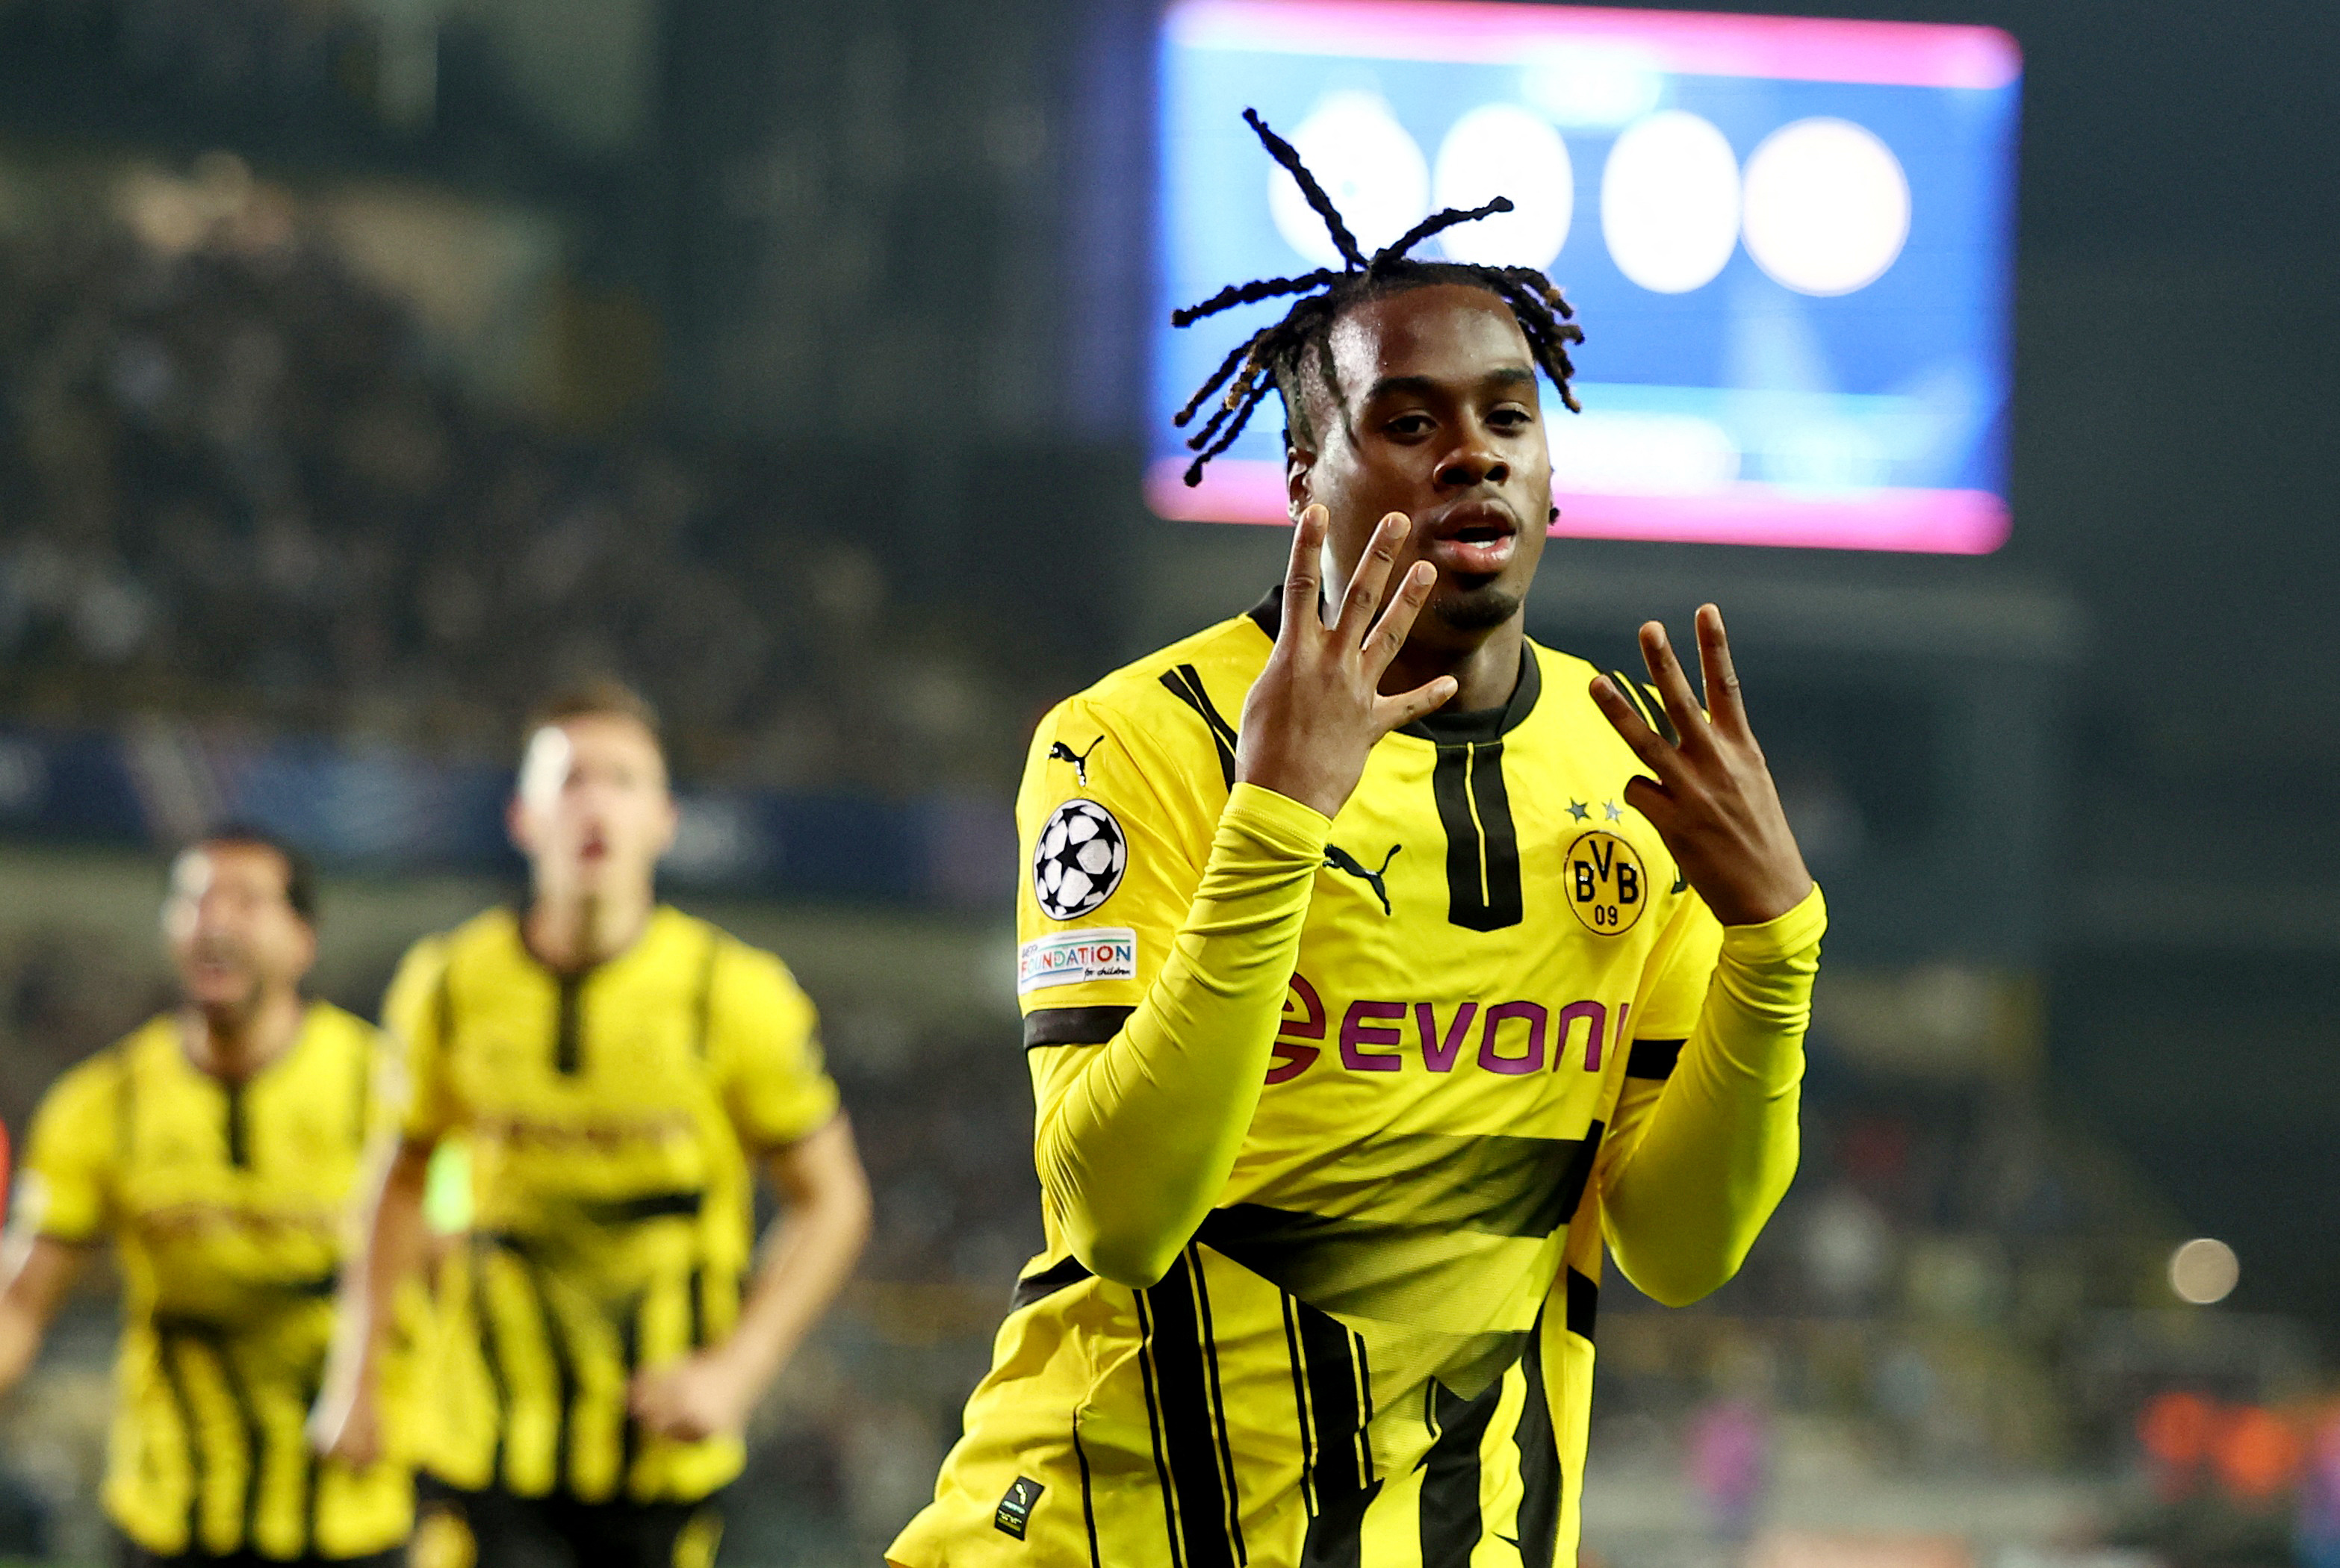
[1382,615,1524,714]
[526,886,653,973]
[181,986,304,1084]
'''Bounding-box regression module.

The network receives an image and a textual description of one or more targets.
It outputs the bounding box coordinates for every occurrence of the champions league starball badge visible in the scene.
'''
[1031,800,1129,920]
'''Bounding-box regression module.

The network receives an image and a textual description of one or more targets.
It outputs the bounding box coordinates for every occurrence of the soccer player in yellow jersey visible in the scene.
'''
[890,113,1827,1568]
[0,828,412,1567]
[312,682,872,1567]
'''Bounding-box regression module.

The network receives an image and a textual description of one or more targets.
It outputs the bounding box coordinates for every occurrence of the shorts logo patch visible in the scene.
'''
[1032,800,1128,919]
[1564,829,1648,935]
[1018,928,1138,994]
[995,1475,1045,1539]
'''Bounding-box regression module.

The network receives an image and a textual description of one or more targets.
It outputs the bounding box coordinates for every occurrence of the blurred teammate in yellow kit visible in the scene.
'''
[0,828,417,1567]
[311,682,872,1568]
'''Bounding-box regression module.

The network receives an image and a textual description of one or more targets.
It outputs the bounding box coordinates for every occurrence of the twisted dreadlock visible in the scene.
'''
[1173,108,1584,487]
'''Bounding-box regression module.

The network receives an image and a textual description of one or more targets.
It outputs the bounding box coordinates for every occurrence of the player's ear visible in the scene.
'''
[1285,429,1318,518]
[504,793,536,858]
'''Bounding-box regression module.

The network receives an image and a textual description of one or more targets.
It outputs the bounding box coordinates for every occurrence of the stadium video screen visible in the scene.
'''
[1152,0,2021,553]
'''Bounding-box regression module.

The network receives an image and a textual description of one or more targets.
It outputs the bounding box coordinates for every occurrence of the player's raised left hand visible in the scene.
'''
[1589,605,1813,928]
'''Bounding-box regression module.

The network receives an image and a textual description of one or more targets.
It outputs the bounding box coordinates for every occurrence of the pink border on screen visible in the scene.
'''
[1145,459,2013,556]
[1166,0,2021,89]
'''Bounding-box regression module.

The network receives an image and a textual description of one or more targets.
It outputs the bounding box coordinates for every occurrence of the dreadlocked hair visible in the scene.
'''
[1170,107,1585,487]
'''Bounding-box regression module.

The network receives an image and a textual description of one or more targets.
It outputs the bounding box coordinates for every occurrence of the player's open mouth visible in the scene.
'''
[1419,503,1520,576]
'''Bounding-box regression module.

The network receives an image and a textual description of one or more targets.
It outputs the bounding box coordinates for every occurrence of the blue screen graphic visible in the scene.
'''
[1152,0,2020,553]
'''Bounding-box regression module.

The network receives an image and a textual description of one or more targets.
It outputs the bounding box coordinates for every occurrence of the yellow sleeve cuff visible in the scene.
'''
[1718,883,1828,965]
[1219,781,1335,860]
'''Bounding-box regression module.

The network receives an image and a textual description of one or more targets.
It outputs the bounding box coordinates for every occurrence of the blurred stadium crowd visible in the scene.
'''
[0,153,1035,797]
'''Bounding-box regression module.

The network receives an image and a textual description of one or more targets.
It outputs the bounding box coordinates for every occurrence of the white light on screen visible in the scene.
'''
[1267,91,1429,266]
[1741,116,1912,296]
[2168,1237,2240,1305]
[1433,104,1574,269]
[1601,110,1742,294]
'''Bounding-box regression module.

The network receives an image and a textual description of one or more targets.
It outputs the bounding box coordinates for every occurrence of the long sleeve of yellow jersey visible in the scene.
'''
[1028,781,1329,1288]
[1598,884,1827,1306]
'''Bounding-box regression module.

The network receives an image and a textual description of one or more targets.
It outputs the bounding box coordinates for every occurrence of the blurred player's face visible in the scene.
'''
[1288,284,1552,644]
[161,842,315,1017]
[509,714,677,903]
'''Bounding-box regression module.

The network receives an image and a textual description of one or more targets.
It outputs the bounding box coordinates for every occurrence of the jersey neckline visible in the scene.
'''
[1243,583,1542,746]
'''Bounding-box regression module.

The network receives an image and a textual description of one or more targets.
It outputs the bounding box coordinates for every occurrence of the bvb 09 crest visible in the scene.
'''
[1564,830,1647,935]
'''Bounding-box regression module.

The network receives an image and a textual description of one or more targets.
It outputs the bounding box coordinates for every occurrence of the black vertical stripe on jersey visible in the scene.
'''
[471,1248,512,1492]
[1288,1296,1376,1566]
[1468,744,1522,928]
[687,1267,707,1348]
[1159,665,1239,788]
[1138,1252,1243,1568]
[299,1403,323,1559]
[1189,1250,1249,1566]
[521,1258,579,1494]
[157,1330,208,1552]
[1132,1287,1187,1568]
[1299,1481,1380,1568]
[1420,1378,1503,1568]
[223,1084,249,1169]
[1565,1267,1600,1342]
[617,1294,646,1489]
[295,1362,326,1559]
[1278,1295,1319,1515]
[193,1328,266,1553]
[1073,1422,1104,1568]
[553,975,586,1075]
[1430,743,1524,932]
[1513,1313,1559,1568]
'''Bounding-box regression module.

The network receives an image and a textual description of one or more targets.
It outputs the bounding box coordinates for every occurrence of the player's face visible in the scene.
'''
[509,715,678,901]
[161,843,315,1014]
[1290,284,1552,641]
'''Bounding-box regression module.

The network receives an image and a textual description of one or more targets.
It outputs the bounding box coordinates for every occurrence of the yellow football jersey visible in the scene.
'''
[17,1004,412,1560]
[893,600,1731,1568]
[386,905,840,1507]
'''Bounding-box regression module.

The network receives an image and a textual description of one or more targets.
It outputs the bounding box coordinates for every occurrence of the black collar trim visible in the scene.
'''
[1241,584,1541,745]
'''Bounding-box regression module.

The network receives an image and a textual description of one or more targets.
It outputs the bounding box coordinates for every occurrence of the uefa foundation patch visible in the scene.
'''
[996,1475,1045,1538]
[1018,928,1137,994]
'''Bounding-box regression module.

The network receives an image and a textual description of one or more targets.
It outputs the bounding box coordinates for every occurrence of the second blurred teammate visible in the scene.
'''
[314,682,872,1568]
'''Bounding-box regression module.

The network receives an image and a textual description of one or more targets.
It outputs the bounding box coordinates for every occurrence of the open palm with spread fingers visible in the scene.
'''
[1589,605,1813,927]
[1236,505,1459,820]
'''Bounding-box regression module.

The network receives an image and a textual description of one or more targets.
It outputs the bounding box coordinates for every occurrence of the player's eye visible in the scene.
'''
[1382,413,1434,438]
[1489,405,1534,429]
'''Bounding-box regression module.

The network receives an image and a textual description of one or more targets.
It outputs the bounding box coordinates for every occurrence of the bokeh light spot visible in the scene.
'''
[1433,104,1573,270]
[1601,110,1740,294]
[1741,116,1911,296]
[2169,1236,2240,1304]
[1267,92,1429,267]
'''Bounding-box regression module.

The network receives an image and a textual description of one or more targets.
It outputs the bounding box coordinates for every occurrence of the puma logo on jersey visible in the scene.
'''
[1047,735,1105,785]
[1323,843,1400,915]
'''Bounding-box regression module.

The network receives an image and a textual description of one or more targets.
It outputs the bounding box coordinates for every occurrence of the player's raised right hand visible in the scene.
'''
[1235,506,1456,820]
